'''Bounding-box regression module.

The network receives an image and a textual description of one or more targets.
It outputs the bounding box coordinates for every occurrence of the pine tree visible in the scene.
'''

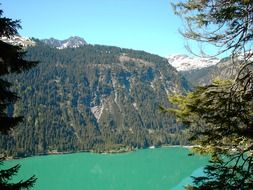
[0,9,37,134]
[168,79,253,189]
[167,1,253,189]
[0,8,37,189]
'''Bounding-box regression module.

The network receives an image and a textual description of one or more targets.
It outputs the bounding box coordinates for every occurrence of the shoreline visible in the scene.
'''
[161,145,194,149]
[4,145,195,161]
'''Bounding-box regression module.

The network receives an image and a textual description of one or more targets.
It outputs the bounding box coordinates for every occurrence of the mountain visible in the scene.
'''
[41,36,87,49]
[168,54,220,71]
[0,41,190,157]
[167,54,239,86]
[0,35,36,47]
[181,57,239,86]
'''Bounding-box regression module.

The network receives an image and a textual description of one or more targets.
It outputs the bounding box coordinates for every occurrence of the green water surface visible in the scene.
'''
[4,147,208,190]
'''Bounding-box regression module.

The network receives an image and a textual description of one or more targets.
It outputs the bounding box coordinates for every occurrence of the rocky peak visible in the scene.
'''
[42,36,87,49]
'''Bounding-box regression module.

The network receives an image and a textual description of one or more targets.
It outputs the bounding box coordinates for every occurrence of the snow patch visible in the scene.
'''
[168,54,220,71]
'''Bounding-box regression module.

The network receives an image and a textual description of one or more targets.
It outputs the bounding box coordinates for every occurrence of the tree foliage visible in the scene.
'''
[0,8,37,189]
[0,10,37,134]
[170,0,253,189]
[173,0,253,58]
[169,78,253,189]
[0,157,36,190]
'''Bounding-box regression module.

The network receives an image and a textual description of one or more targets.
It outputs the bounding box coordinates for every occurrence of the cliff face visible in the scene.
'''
[0,42,190,157]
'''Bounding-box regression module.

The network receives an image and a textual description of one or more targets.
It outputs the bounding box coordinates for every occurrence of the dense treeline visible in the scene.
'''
[0,42,190,157]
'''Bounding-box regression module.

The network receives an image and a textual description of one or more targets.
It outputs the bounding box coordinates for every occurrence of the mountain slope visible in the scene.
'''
[181,57,239,86]
[0,41,190,157]
[168,54,220,71]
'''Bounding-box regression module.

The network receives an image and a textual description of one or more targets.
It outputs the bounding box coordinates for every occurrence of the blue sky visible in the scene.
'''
[1,0,188,57]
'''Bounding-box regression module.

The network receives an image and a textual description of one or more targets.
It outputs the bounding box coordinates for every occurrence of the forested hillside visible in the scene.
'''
[0,41,190,157]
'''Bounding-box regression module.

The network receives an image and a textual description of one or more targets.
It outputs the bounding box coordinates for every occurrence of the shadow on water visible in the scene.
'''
[171,167,205,190]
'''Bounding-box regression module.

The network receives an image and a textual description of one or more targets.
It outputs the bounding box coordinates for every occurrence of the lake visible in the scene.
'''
[4,147,208,190]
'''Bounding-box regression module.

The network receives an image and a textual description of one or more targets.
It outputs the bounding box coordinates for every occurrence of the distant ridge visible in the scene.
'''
[168,54,220,71]
[0,35,36,47]
[0,35,88,49]
[41,36,87,49]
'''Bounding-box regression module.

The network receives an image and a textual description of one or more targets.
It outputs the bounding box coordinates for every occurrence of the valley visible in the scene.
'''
[2,1,252,189]
[0,38,191,158]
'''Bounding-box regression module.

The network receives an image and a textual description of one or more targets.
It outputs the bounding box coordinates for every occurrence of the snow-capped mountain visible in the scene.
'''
[168,54,220,71]
[42,36,87,49]
[0,35,35,47]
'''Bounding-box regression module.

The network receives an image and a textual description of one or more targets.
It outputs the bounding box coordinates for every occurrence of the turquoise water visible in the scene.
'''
[4,147,207,190]
[171,167,205,190]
